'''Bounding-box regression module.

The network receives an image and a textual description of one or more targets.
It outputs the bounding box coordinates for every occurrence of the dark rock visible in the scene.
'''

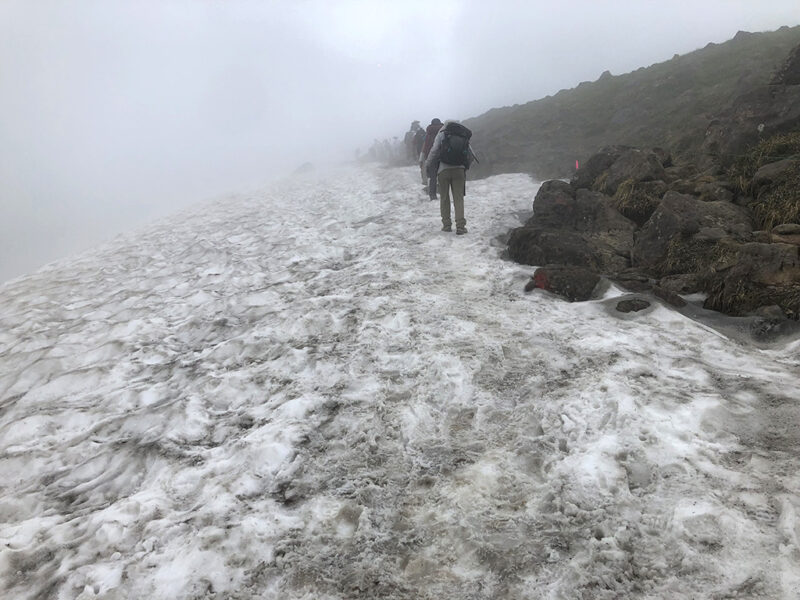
[615,280,652,293]
[749,317,800,342]
[704,242,800,317]
[616,298,651,313]
[632,191,753,273]
[652,147,673,168]
[571,145,632,190]
[771,232,800,246]
[664,164,698,183]
[694,227,728,242]
[508,228,598,268]
[753,304,787,319]
[600,149,667,195]
[699,85,800,171]
[752,159,800,194]
[512,184,637,273]
[697,183,735,203]
[773,223,800,235]
[535,187,635,237]
[528,179,576,224]
[612,272,653,293]
[612,179,668,227]
[653,286,687,307]
[527,265,601,302]
[771,42,800,85]
[750,158,800,230]
[658,273,703,295]
[671,175,735,202]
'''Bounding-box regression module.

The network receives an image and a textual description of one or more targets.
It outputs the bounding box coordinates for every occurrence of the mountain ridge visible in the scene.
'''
[465,25,800,180]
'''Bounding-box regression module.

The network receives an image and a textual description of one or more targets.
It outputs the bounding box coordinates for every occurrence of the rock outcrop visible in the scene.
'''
[510,41,800,324]
[524,265,601,302]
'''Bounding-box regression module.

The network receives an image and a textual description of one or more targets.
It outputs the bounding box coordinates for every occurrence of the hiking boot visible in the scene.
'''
[441,225,452,232]
[456,227,468,235]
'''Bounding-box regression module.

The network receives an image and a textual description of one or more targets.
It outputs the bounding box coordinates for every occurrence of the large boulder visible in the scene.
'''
[527,179,575,221]
[533,187,635,243]
[772,223,800,246]
[508,228,598,269]
[611,179,668,227]
[525,265,602,302]
[571,145,632,190]
[509,184,637,273]
[598,149,667,195]
[704,242,800,317]
[752,158,800,194]
[632,191,753,274]
[671,175,736,203]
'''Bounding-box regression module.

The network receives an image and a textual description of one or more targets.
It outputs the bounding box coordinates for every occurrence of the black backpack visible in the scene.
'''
[440,122,472,167]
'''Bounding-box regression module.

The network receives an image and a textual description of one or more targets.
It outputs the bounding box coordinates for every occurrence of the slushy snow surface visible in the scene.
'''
[1,164,799,599]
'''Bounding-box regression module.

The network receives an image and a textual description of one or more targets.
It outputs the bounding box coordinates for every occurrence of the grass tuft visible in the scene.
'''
[612,179,662,226]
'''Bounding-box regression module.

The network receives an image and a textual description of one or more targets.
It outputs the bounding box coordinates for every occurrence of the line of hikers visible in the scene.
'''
[407,118,477,235]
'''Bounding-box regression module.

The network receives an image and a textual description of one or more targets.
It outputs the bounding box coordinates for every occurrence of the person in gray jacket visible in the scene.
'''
[424,120,475,234]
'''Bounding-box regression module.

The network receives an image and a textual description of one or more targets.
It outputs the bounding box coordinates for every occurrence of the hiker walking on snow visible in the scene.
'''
[420,118,443,194]
[425,120,475,234]
[404,121,422,163]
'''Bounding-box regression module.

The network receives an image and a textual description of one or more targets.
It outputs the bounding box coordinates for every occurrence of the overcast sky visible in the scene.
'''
[1,0,799,283]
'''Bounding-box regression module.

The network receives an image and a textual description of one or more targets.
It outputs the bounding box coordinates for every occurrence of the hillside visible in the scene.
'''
[465,25,800,180]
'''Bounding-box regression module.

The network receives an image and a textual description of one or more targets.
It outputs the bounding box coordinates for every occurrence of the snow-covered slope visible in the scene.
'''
[1,164,799,599]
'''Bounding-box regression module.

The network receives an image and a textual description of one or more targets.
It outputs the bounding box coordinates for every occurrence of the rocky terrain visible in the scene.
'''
[465,26,800,181]
[508,40,800,332]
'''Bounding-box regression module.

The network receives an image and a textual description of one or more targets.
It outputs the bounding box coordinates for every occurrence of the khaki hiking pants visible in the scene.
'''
[438,167,466,229]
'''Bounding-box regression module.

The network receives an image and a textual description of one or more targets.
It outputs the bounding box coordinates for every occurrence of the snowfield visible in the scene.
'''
[1,164,799,599]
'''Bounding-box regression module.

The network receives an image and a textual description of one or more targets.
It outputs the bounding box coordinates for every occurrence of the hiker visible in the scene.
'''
[404,121,422,163]
[420,118,443,196]
[413,126,426,178]
[425,120,475,234]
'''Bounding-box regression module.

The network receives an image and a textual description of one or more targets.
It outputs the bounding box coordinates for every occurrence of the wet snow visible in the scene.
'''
[1,164,799,599]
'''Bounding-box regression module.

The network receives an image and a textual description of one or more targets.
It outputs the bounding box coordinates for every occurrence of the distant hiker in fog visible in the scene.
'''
[425,120,475,234]
[413,126,426,173]
[420,118,443,197]
[404,121,423,163]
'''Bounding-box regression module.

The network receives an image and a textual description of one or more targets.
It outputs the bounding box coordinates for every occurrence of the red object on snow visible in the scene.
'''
[533,269,550,290]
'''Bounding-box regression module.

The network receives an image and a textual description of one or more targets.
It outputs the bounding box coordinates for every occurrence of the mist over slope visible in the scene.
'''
[465,25,800,180]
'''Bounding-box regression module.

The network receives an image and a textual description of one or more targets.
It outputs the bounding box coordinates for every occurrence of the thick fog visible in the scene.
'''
[1,0,798,283]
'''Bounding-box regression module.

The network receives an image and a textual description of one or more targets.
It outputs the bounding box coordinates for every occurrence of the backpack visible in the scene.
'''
[440,122,472,167]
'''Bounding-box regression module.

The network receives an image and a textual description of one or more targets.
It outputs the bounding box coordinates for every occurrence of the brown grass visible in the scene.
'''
[612,178,661,226]
[751,167,800,230]
[729,130,800,194]
[705,281,800,318]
